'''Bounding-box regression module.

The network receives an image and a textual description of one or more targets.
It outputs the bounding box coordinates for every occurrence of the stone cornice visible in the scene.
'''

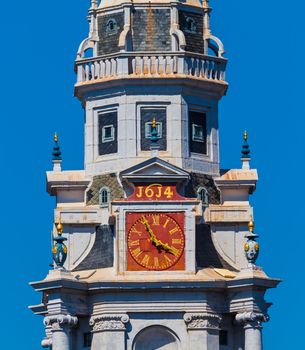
[184,313,222,330]
[90,314,130,332]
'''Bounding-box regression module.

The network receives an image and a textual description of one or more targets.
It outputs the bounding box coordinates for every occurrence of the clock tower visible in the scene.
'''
[30,1,280,350]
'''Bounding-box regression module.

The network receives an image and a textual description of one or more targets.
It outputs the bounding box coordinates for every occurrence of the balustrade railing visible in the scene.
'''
[75,52,227,84]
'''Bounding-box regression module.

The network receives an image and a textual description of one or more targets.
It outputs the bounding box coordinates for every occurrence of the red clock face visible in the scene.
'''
[126,212,185,271]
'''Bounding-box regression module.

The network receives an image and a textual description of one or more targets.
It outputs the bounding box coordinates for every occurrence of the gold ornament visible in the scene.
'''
[255,243,259,252]
[244,243,249,252]
[52,246,58,254]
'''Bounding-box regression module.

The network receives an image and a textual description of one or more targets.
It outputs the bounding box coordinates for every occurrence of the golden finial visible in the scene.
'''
[56,217,63,236]
[248,217,255,233]
[152,117,157,129]
[54,132,58,142]
[244,130,248,141]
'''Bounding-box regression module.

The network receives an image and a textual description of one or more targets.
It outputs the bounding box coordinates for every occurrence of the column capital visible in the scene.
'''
[89,314,130,332]
[44,314,78,331]
[235,312,269,329]
[184,313,222,330]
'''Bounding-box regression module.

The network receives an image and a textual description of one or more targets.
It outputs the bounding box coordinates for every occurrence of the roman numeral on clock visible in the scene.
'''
[172,238,182,245]
[152,215,160,226]
[141,254,150,266]
[132,247,142,258]
[129,239,140,247]
[169,227,179,235]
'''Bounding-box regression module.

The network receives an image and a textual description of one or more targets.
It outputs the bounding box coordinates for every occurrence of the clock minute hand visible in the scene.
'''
[141,217,162,247]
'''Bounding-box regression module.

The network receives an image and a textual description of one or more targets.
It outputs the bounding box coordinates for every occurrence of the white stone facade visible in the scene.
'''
[29,1,280,350]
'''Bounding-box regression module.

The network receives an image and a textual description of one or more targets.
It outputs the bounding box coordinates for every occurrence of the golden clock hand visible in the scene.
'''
[159,242,179,257]
[141,217,162,247]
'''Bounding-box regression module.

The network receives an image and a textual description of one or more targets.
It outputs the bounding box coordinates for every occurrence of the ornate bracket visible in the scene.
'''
[44,314,78,332]
[90,314,130,332]
[235,312,269,329]
[184,313,222,330]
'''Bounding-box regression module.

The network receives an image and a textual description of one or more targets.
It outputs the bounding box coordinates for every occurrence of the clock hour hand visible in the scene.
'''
[141,216,180,256]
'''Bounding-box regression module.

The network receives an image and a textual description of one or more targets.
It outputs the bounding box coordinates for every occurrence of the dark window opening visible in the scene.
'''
[98,111,118,155]
[140,108,167,151]
[185,17,197,33]
[197,187,209,207]
[99,187,110,207]
[189,111,207,154]
[106,18,118,34]
[219,330,228,346]
[83,332,92,348]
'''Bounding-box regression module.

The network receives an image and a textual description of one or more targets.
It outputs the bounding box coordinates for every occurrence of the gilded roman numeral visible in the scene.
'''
[172,238,182,245]
[129,239,140,247]
[141,254,150,266]
[132,247,142,258]
[163,219,170,228]
[152,215,160,226]
[154,257,159,267]
[169,226,179,235]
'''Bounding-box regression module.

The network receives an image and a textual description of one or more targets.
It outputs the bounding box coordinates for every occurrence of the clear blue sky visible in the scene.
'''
[0,1,303,348]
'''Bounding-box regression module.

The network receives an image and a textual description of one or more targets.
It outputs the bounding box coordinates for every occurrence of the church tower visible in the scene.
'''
[30,1,279,349]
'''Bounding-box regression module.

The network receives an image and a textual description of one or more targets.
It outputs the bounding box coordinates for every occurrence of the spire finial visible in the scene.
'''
[248,217,255,233]
[56,216,63,236]
[241,130,251,170]
[244,130,248,141]
[150,117,160,157]
[52,132,62,172]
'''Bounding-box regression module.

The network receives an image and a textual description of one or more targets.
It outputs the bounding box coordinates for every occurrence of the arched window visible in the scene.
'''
[197,187,209,207]
[106,18,118,34]
[99,187,110,207]
[185,17,197,34]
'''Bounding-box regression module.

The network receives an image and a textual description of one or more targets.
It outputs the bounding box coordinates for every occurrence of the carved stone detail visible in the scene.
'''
[90,314,130,332]
[235,312,269,329]
[44,314,78,332]
[41,338,52,348]
[184,313,222,330]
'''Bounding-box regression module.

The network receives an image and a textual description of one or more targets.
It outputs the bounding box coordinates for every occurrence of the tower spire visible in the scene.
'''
[150,117,160,157]
[241,130,251,170]
[52,132,62,172]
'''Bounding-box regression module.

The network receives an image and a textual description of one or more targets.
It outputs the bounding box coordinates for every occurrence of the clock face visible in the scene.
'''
[126,212,185,271]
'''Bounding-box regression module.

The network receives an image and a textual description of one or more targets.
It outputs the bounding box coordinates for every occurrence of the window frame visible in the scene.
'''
[99,186,110,207]
[102,124,115,143]
[197,186,209,207]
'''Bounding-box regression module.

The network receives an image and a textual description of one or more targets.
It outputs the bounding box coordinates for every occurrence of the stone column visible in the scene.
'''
[44,314,78,350]
[90,314,129,350]
[235,312,269,350]
[184,313,222,350]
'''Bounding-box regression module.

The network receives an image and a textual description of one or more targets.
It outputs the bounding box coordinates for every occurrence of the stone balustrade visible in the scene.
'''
[75,52,227,84]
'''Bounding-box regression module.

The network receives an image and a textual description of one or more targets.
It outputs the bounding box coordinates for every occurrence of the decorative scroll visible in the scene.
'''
[184,313,222,330]
[235,312,269,329]
[90,314,129,332]
[44,314,78,331]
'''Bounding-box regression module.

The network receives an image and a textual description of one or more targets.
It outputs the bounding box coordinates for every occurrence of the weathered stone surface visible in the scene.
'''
[185,172,221,204]
[131,9,171,51]
[196,224,233,269]
[97,12,124,55]
[179,11,205,53]
[86,174,124,205]
[73,225,114,271]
